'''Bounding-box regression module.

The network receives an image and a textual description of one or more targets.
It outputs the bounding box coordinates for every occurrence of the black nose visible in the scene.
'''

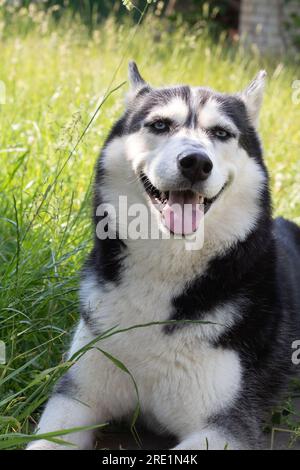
[177,151,213,183]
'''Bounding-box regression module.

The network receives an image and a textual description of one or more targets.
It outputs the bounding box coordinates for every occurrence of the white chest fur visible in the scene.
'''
[79,242,242,436]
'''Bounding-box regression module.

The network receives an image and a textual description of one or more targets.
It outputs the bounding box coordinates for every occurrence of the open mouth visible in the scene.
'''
[140,172,227,235]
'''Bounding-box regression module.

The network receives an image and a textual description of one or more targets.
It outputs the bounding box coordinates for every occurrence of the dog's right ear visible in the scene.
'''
[128,61,146,90]
[126,61,149,105]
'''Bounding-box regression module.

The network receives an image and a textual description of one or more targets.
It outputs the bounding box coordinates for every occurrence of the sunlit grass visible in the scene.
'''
[0,5,299,449]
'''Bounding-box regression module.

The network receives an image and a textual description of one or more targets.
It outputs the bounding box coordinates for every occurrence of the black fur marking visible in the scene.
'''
[80,297,97,332]
[198,88,214,106]
[103,114,128,141]
[216,94,266,165]
[83,116,128,288]
[185,107,197,129]
[83,235,126,286]
[186,86,211,129]
[54,373,77,397]
[136,85,152,98]
[128,86,191,134]
[186,87,213,129]
[80,299,104,336]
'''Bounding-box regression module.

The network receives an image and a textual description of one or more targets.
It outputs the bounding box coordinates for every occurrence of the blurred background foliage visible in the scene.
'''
[285,0,300,49]
[1,1,299,57]
[0,1,241,38]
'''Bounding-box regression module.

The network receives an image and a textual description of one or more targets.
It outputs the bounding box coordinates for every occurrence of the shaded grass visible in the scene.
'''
[0,5,300,449]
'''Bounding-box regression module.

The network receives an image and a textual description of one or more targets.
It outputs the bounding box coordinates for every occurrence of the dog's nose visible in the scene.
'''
[177,151,213,182]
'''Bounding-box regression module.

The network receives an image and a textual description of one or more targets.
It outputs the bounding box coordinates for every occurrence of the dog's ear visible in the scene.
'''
[128,61,146,90]
[241,70,267,128]
[126,61,149,106]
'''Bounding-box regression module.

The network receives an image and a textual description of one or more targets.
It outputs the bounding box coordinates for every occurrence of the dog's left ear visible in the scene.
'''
[241,70,267,128]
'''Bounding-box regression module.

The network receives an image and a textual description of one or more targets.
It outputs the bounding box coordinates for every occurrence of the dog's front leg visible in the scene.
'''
[27,321,135,450]
[26,393,97,450]
[172,428,245,451]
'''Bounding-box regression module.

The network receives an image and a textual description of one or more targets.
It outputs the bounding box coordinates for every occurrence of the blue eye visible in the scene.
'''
[149,119,170,133]
[212,127,233,140]
[216,129,229,138]
[154,121,166,130]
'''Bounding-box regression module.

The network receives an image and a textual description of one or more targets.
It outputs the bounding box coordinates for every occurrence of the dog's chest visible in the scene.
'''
[81,254,242,431]
[81,246,235,360]
[93,279,241,433]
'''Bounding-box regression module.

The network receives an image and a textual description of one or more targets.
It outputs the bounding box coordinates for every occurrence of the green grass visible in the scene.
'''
[0,4,300,449]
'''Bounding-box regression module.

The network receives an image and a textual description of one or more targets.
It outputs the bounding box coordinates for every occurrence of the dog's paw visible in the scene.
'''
[172,441,201,451]
[26,439,72,450]
[171,430,236,450]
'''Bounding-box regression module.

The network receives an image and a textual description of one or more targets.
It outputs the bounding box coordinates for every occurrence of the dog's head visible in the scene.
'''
[98,63,268,247]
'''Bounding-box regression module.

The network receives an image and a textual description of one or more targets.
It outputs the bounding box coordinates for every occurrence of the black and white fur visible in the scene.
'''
[28,63,300,450]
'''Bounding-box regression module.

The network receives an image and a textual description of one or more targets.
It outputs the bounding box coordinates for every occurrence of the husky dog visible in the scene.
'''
[28,63,300,450]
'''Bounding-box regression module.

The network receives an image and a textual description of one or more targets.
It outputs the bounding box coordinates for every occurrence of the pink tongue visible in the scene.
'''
[162,191,204,235]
